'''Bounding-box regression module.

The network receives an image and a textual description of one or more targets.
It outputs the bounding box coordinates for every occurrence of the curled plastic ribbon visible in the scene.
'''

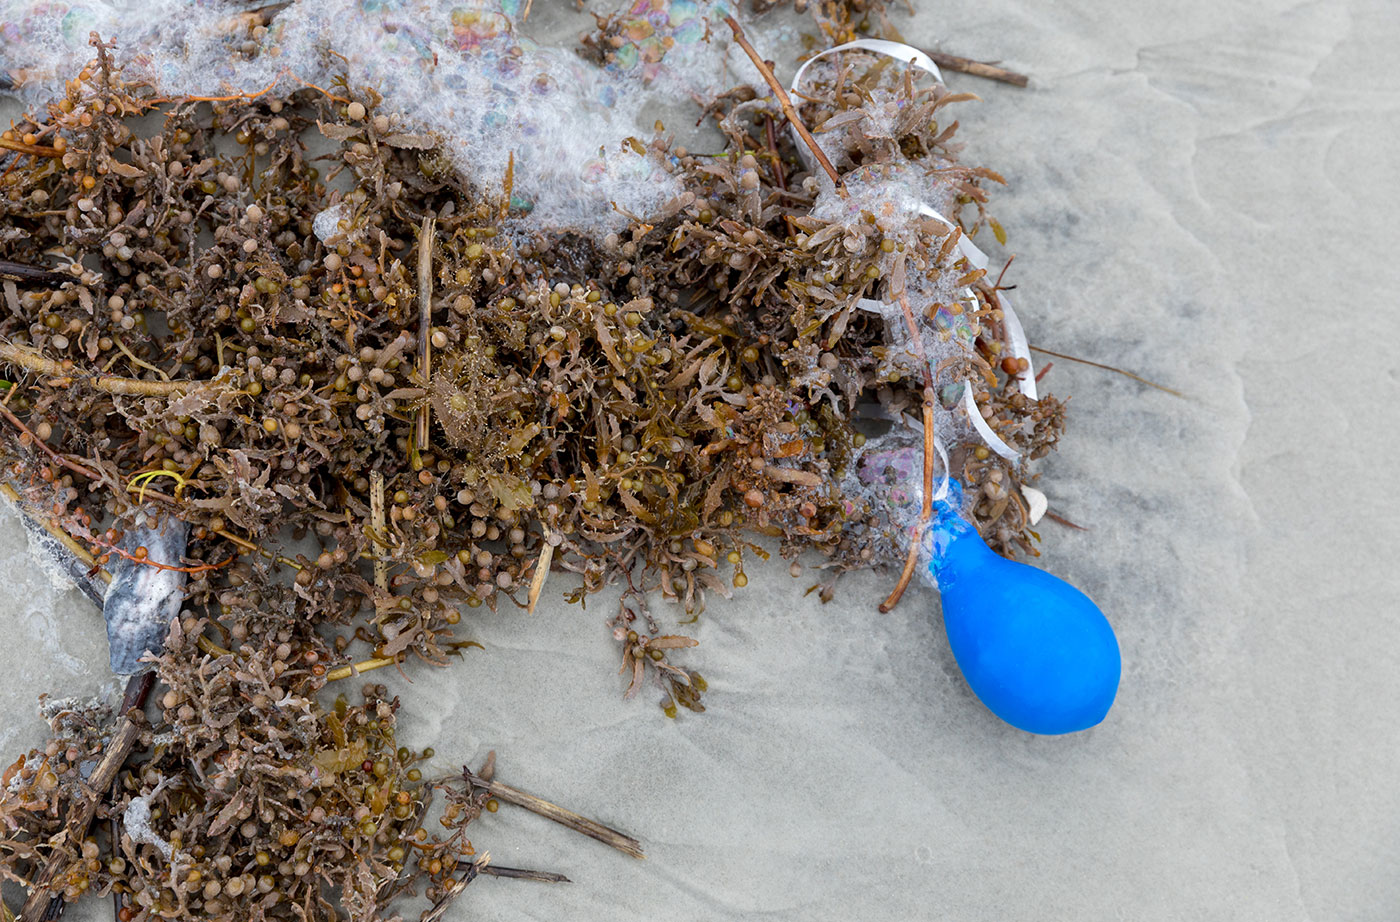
[791,39,1037,461]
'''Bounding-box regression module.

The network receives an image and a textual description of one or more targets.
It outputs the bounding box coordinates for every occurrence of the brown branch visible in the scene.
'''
[0,137,62,158]
[880,399,935,613]
[369,471,388,601]
[0,260,70,288]
[924,50,1029,88]
[0,403,101,482]
[0,343,204,396]
[464,770,644,859]
[0,404,182,512]
[878,289,939,614]
[415,216,435,451]
[724,16,845,195]
[85,533,234,574]
[479,864,570,883]
[108,675,154,922]
[19,675,153,922]
[1044,510,1089,531]
[420,855,483,922]
[762,115,787,191]
[1028,344,1185,398]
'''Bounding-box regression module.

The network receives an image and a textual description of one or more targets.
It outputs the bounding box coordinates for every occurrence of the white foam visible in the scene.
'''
[1,0,752,230]
[123,794,173,860]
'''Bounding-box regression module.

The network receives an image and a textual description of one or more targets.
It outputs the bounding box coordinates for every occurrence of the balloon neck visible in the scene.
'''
[927,480,986,582]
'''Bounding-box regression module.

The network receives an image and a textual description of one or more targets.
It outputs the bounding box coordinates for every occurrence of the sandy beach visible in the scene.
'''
[2,0,1397,918]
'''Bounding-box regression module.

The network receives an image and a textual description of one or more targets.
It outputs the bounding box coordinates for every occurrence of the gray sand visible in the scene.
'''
[2,0,1398,918]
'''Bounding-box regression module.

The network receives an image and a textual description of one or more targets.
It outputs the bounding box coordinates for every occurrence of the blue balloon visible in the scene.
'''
[927,484,1120,735]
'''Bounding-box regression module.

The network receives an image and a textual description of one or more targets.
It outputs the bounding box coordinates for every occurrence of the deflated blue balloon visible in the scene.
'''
[927,484,1120,734]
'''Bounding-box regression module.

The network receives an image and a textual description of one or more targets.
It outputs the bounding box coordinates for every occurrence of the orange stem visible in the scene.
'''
[723,16,845,195]
[0,137,62,158]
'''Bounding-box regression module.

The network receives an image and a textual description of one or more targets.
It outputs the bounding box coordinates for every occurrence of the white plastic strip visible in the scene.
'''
[931,435,951,503]
[997,292,1037,400]
[962,382,1019,461]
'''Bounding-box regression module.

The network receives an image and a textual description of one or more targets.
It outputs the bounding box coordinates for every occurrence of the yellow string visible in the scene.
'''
[126,468,188,503]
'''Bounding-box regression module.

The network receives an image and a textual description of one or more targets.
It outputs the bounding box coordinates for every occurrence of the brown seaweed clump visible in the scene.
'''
[0,21,1064,921]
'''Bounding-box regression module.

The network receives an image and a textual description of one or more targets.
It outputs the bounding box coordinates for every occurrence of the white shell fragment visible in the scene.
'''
[1020,484,1048,526]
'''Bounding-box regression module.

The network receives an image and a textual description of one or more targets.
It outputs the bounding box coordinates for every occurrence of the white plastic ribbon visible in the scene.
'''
[931,434,951,503]
[791,39,1039,461]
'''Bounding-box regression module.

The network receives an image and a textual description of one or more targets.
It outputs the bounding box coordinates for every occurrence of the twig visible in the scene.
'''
[724,16,845,195]
[19,675,153,922]
[923,50,1029,87]
[463,770,644,859]
[369,471,388,600]
[111,336,170,381]
[213,527,304,570]
[419,855,482,922]
[0,137,62,158]
[0,260,70,287]
[879,399,935,613]
[182,74,281,104]
[415,216,435,452]
[878,290,939,614]
[108,676,154,922]
[478,864,570,883]
[0,343,202,396]
[762,115,787,192]
[1028,344,1184,398]
[1044,510,1088,531]
[0,404,100,482]
[84,533,233,575]
[0,404,180,509]
[324,655,400,682]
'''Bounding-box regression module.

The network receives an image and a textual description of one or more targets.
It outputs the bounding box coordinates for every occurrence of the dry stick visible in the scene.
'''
[1044,509,1088,531]
[213,527,303,570]
[324,656,399,682]
[0,404,102,483]
[478,864,570,883]
[763,115,787,191]
[878,290,940,614]
[0,137,62,158]
[369,471,389,603]
[419,858,481,922]
[109,675,155,922]
[19,674,154,922]
[418,854,572,922]
[0,260,70,287]
[923,50,1029,88]
[879,399,936,614]
[415,216,435,452]
[0,343,198,396]
[463,771,645,859]
[1028,345,1185,398]
[723,15,846,196]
